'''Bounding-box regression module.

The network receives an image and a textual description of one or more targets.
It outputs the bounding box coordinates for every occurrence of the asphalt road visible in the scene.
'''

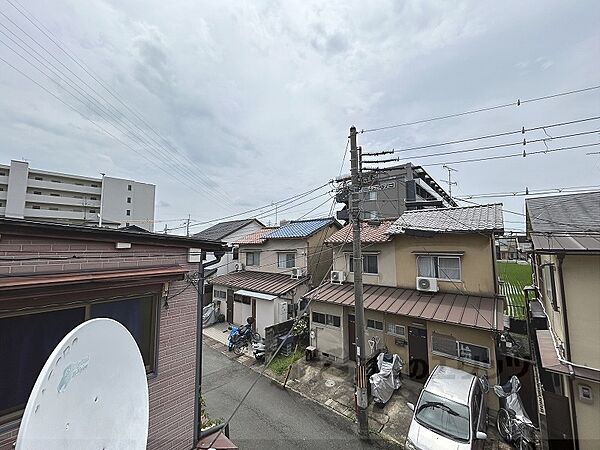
[202,344,400,450]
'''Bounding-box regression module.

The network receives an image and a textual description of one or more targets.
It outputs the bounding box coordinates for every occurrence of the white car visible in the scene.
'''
[405,365,488,450]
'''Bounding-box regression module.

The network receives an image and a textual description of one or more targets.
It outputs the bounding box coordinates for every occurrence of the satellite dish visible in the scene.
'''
[16,318,149,450]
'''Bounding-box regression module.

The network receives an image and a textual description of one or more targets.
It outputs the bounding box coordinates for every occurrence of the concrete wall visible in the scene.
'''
[4,160,27,218]
[241,238,308,275]
[102,176,155,231]
[394,233,496,296]
[569,378,600,449]
[0,234,200,450]
[309,301,346,361]
[332,242,397,287]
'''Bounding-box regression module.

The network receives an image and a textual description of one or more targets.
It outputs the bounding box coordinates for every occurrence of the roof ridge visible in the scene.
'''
[400,203,502,214]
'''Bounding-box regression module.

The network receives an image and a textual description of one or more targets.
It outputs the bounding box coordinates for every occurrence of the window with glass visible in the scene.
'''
[246,251,259,266]
[414,390,470,443]
[348,254,378,274]
[432,333,490,366]
[234,294,251,304]
[387,323,406,337]
[0,294,158,426]
[367,319,383,330]
[277,252,296,269]
[214,289,227,299]
[312,312,340,327]
[417,255,461,280]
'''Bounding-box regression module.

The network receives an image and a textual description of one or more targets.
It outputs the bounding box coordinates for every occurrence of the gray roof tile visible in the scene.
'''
[194,219,263,241]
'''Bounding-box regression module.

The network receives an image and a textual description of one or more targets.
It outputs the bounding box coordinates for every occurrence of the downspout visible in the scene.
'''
[193,249,225,447]
[557,254,579,450]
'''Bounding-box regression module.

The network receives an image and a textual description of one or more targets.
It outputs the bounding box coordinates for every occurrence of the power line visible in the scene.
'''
[1,0,234,207]
[456,184,600,200]
[359,84,600,133]
[362,115,600,156]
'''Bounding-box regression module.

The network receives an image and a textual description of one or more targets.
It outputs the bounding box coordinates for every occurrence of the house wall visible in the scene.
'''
[569,378,600,449]
[332,242,397,287]
[309,301,346,361]
[0,234,199,450]
[306,224,339,286]
[206,222,264,278]
[240,238,308,275]
[394,233,496,296]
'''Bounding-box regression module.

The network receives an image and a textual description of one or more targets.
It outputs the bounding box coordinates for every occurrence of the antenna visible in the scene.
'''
[442,165,458,201]
[16,318,149,450]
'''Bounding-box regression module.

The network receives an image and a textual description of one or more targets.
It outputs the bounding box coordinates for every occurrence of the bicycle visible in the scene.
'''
[493,375,536,450]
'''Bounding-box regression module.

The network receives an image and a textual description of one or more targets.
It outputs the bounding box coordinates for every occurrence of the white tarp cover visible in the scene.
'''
[369,353,403,404]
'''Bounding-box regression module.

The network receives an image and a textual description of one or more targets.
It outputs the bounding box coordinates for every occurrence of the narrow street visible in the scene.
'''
[202,344,399,450]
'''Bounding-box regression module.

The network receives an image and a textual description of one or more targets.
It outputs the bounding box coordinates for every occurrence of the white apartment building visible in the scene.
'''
[0,160,155,231]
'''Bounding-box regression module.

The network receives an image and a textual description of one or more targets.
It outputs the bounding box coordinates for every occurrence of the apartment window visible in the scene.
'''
[312,312,340,327]
[32,205,40,209]
[50,193,60,197]
[246,251,259,266]
[126,210,131,216]
[89,209,96,214]
[417,255,461,281]
[367,319,384,330]
[90,196,98,200]
[0,187,4,191]
[50,180,61,183]
[387,323,406,337]
[0,294,158,425]
[214,290,227,299]
[432,333,490,367]
[90,184,98,188]
[49,207,59,211]
[34,177,43,181]
[0,201,4,207]
[349,254,378,274]
[277,252,296,269]
[128,185,132,191]
[127,197,132,203]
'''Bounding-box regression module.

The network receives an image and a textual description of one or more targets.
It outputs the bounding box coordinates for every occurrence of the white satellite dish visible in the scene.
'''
[16,318,149,450]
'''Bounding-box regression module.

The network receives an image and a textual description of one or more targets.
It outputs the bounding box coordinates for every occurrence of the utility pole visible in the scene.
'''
[186,214,191,237]
[350,126,369,437]
[271,202,278,225]
[442,165,458,201]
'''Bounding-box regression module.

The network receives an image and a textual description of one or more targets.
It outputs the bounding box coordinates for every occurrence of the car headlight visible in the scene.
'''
[405,437,417,450]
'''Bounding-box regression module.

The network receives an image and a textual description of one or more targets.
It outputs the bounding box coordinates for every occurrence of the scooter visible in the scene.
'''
[224,325,239,352]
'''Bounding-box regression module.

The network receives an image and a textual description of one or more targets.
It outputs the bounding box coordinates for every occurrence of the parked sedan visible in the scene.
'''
[405,365,488,450]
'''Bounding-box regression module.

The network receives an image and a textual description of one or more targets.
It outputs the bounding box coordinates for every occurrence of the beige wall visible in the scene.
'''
[394,233,496,296]
[307,224,339,286]
[309,301,346,360]
[562,254,600,369]
[569,378,600,449]
[332,242,397,287]
[240,238,307,275]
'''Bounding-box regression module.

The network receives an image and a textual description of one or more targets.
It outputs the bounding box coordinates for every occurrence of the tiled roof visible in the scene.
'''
[304,282,502,331]
[265,218,337,239]
[387,204,504,234]
[209,270,307,296]
[235,227,278,245]
[193,219,263,241]
[526,192,600,252]
[325,220,395,244]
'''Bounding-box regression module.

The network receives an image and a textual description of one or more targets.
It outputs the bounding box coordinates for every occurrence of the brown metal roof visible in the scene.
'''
[536,330,600,382]
[304,282,502,331]
[0,266,188,291]
[210,270,307,296]
[325,220,395,244]
[235,227,278,245]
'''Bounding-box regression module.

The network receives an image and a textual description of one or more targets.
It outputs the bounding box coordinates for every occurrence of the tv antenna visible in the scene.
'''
[442,165,458,201]
[15,318,149,449]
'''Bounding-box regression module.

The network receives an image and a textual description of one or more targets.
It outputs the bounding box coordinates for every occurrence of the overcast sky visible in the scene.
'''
[0,0,598,233]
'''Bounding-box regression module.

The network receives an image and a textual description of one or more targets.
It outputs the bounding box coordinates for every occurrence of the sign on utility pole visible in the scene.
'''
[349,126,369,437]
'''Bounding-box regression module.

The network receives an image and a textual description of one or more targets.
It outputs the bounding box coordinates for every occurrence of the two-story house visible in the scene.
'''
[304,204,504,406]
[193,218,264,279]
[526,192,600,450]
[209,218,341,338]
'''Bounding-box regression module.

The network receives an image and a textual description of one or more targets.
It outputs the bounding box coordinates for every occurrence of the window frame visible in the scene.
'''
[367,318,384,331]
[312,311,341,328]
[277,252,296,269]
[386,323,406,337]
[431,333,491,368]
[0,292,160,426]
[246,251,260,266]
[348,253,379,275]
[213,289,227,299]
[417,255,461,281]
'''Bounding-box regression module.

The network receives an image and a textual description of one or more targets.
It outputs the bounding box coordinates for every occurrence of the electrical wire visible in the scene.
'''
[359,84,600,134]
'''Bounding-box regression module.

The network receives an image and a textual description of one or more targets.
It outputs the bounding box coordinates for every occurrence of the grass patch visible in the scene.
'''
[497,261,532,319]
[268,349,304,375]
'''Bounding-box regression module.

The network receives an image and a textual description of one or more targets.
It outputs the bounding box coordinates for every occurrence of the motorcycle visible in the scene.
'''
[493,375,536,450]
[223,325,261,355]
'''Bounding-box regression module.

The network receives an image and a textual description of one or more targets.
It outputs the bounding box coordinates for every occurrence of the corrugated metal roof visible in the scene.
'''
[387,204,504,234]
[265,218,336,239]
[193,219,263,241]
[530,233,600,252]
[235,227,278,245]
[325,220,395,244]
[210,270,307,296]
[304,282,502,331]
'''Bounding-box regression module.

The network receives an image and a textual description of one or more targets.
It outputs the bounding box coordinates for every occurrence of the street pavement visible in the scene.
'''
[202,343,400,449]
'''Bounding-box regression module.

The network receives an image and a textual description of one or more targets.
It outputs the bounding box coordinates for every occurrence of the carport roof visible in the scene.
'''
[303,283,502,331]
[210,270,307,296]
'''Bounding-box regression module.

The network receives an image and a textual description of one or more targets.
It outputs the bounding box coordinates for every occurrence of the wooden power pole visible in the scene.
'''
[349,126,369,437]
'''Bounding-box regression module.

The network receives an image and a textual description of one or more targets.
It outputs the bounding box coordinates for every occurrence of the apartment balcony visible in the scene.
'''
[27,179,101,195]
[24,208,89,220]
[0,175,8,185]
[25,193,100,208]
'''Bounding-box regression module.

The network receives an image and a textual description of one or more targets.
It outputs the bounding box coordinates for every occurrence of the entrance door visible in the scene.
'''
[226,289,234,323]
[348,314,356,362]
[408,326,429,381]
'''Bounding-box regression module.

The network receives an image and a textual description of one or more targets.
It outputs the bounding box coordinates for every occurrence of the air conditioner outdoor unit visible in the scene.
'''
[234,262,244,271]
[416,276,438,292]
[330,270,346,284]
[291,267,303,279]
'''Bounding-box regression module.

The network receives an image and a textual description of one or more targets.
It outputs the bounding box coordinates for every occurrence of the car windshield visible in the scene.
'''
[414,390,470,442]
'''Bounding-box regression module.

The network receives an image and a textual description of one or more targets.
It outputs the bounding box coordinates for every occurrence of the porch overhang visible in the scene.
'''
[536,330,600,383]
[234,289,277,301]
